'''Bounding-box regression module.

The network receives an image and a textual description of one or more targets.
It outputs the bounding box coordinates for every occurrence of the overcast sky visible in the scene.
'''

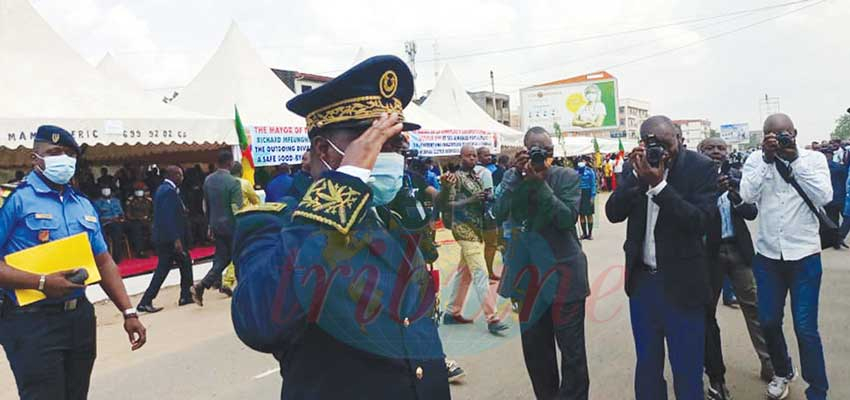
[30,0,850,144]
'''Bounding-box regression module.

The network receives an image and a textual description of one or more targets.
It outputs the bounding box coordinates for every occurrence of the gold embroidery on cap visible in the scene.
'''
[379,70,398,99]
[51,133,60,143]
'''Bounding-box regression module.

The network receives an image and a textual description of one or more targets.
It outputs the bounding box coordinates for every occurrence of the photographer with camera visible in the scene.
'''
[739,113,831,400]
[698,138,772,400]
[605,115,717,400]
[494,127,590,400]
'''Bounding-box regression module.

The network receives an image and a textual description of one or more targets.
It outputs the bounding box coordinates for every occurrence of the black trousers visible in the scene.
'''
[0,298,96,400]
[102,222,128,262]
[140,241,193,305]
[521,300,589,400]
[704,243,771,384]
[125,219,148,255]
[201,233,233,288]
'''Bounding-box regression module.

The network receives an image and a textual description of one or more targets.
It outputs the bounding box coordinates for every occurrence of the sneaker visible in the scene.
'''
[766,376,790,399]
[706,381,732,400]
[446,359,465,383]
[487,320,509,334]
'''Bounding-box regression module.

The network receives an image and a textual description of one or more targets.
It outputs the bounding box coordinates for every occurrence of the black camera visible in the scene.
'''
[529,146,547,167]
[402,149,419,159]
[720,159,731,176]
[644,135,665,167]
[776,131,795,148]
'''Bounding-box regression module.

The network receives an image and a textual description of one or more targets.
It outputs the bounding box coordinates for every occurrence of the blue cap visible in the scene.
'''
[34,125,80,155]
[286,55,420,135]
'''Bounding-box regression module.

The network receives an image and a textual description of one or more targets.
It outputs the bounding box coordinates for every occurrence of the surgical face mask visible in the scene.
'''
[101,188,112,197]
[134,190,144,197]
[368,153,404,206]
[577,161,587,168]
[320,138,346,171]
[35,153,77,185]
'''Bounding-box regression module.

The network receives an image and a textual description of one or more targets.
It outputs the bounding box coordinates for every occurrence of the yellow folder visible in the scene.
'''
[5,233,102,306]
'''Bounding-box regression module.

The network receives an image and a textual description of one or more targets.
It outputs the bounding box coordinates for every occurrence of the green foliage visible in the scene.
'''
[709,129,720,138]
[832,114,850,140]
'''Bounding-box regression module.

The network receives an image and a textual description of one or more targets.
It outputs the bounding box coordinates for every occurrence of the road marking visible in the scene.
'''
[252,367,280,380]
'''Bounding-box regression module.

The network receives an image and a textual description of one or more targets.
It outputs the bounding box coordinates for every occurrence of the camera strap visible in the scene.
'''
[774,161,838,231]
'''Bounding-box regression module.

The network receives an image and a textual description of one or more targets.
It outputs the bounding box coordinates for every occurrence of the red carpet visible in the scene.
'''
[117,246,216,278]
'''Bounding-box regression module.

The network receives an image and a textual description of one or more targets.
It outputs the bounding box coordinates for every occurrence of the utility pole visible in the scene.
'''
[759,94,780,124]
[432,40,440,81]
[404,41,418,98]
[490,70,497,121]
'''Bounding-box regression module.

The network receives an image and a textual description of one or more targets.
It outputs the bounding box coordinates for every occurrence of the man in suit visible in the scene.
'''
[606,115,717,400]
[192,150,243,305]
[138,166,193,312]
[230,55,449,399]
[698,138,772,400]
[495,127,590,399]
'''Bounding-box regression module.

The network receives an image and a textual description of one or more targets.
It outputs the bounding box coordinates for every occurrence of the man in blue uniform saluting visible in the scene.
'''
[0,125,147,400]
[230,55,450,399]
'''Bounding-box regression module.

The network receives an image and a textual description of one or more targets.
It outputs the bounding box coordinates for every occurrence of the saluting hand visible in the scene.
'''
[42,269,86,298]
[340,113,403,170]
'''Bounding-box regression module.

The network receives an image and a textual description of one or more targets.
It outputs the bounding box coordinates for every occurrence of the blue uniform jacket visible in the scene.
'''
[152,181,186,244]
[0,172,108,304]
[231,171,449,400]
[577,166,597,197]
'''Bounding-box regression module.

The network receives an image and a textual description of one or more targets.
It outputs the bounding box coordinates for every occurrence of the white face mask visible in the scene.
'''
[101,188,112,197]
[320,138,346,171]
[134,190,144,197]
[35,153,77,185]
[577,162,587,168]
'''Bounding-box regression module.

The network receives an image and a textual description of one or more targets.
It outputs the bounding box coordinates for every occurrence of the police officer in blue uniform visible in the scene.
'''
[0,125,147,400]
[231,55,451,399]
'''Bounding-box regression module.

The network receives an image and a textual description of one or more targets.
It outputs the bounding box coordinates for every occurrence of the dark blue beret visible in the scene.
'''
[34,125,80,155]
[286,55,420,135]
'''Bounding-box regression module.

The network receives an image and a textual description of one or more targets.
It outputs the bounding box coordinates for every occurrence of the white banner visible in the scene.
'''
[249,125,310,166]
[410,130,498,157]
[720,123,749,143]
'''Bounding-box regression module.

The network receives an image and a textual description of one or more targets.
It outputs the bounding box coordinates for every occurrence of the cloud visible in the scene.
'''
[26,0,850,141]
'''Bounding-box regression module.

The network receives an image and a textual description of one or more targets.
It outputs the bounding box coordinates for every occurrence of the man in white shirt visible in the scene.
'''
[740,113,831,400]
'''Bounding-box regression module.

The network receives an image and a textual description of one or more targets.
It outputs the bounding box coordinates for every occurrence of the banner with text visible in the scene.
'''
[409,130,498,156]
[249,125,311,166]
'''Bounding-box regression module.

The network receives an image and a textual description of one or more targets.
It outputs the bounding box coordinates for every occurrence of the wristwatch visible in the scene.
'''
[38,275,46,291]
[123,307,139,319]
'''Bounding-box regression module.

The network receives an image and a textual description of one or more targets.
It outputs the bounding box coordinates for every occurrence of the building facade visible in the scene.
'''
[271,69,333,94]
[468,91,511,126]
[673,119,712,148]
[618,98,650,139]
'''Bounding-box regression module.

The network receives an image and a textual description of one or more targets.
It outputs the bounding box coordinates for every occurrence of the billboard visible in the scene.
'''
[520,74,619,134]
[720,123,749,143]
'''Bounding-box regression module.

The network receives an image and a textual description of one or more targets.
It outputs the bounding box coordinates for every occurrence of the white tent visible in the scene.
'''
[172,22,304,129]
[554,136,638,157]
[0,0,234,166]
[96,53,147,94]
[422,65,524,149]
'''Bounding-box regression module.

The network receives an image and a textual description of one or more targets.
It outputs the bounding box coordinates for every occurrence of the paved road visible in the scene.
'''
[1,194,848,399]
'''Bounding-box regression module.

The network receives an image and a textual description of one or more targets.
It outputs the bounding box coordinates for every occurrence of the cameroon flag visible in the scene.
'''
[235,106,255,186]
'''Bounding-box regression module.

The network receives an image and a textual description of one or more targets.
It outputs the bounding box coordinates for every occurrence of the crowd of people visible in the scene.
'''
[1,53,848,400]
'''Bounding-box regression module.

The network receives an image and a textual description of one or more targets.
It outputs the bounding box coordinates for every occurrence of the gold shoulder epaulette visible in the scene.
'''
[235,202,287,216]
[292,178,371,235]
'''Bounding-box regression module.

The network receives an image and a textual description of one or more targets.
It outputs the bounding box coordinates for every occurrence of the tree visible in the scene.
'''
[709,129,720,138]
[833,114,850,140]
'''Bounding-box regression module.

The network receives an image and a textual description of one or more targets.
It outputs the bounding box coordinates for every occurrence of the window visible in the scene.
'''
[301,85,313,93]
